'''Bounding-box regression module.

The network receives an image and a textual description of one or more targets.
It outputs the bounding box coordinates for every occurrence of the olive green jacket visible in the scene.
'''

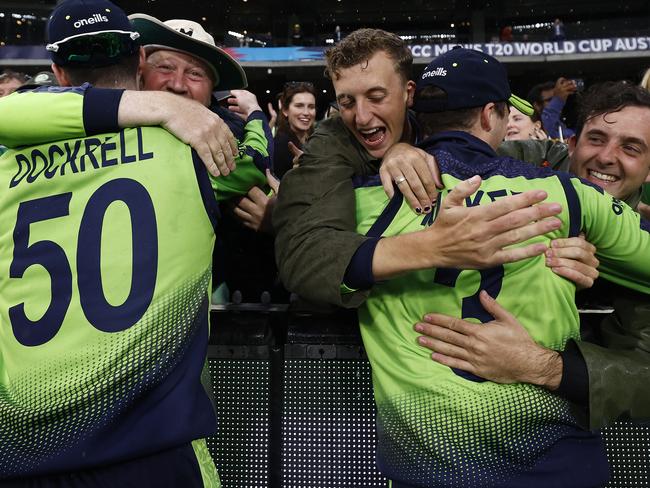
[273,118,650,429]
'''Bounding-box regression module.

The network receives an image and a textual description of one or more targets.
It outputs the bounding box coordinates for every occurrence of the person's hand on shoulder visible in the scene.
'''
[118,91,238,177]
[379,143,442,213]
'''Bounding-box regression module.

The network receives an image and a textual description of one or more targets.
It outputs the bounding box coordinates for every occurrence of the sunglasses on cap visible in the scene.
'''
[46,31,139,65]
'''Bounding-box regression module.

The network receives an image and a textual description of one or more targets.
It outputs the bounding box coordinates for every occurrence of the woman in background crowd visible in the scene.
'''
[273,81,316,178]
[505,105,547,141]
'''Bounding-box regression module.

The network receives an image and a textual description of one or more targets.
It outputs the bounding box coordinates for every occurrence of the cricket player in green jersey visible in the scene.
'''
[0,0,265,485]
[352,48,650,487]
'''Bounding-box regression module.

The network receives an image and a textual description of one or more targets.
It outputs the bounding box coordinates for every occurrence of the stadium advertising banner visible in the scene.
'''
[409,37,650,58]
[2,37,649,63]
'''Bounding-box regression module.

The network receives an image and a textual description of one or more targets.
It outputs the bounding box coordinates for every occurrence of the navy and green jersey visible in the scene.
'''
[0,123,262,480]
[0,84,273,182]
[355,131,650,488]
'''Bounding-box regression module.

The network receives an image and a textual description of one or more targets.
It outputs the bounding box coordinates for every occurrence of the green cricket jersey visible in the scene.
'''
[0,111,264,479]
[355,132,650,487]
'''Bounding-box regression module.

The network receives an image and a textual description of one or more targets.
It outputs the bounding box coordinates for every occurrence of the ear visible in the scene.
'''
[51,64,70,87]
[479,103,494,131]
[137,47,146,89]
[405,80,416,108]
[567,134,577,157]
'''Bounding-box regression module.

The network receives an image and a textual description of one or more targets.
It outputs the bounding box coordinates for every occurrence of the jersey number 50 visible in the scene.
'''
[9,178,158,347]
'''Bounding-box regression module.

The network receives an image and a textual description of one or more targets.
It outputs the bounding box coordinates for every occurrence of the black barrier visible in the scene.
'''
[206,305,649,488]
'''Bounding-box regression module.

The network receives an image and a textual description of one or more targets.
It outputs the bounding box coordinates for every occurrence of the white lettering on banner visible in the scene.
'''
[408,37,650,58]
[434,45,451,56]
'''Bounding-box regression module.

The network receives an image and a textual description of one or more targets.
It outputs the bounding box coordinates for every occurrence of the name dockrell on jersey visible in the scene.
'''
[9,128,153,188]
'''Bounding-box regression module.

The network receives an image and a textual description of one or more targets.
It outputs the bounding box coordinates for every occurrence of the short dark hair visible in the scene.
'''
[575,81,650,139]
[415,86,507,137]
[324,28,412,82]
[527,81,555,106]
[62,51,140,87]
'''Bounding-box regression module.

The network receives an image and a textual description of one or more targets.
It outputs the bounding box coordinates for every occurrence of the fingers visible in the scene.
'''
[243,186,267,205]
[195,146,220,177]
[288,141,304,167]
[288,141,302,157]
[379,165,395,199]
[380,144,439,212]
[429,353,476,373]
[546,236,599,289]
[420,313,475,337]
[549,237,598,267]
[232,203,254,221]
[396,164,433,213]
[471,189,556,221]
[488,210,562,248]
[417,335,470,362]
[549,264,598,289]
[478,291,515,323]
[226,129,238,170]
[206,137,230,176]
[442,175,482,207]
[425,152,443,190]
[491,241,550,264]
[266,169,280,194]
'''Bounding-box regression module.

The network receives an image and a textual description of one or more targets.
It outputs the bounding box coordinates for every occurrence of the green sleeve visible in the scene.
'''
[576,290,650,429]
[273,117,376,307]
[576,180,650,293]
[0,89,86,147]
[497,139,571,171]
[209,111,272,200]
[240,111,272,160]
[209,148,267,201]
[0,85,124,148]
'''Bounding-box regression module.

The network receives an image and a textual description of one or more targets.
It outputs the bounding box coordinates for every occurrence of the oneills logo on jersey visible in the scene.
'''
[421,67,448,78]
[73,14,109,29]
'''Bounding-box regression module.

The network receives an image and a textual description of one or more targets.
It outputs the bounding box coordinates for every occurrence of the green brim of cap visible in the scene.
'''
[509,94,534,117]
[129,13,247,91]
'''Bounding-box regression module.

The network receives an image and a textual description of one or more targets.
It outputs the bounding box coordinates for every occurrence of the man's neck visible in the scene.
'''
[93,79,137,90]
[400,115,414,144]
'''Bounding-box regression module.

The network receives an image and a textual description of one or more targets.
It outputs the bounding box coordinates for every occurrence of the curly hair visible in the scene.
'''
[575,81,650,138]
[324,28,412,82]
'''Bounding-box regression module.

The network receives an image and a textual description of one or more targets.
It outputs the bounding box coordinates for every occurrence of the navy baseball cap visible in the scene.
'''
[46,0,140,67]
[413,47,533,116]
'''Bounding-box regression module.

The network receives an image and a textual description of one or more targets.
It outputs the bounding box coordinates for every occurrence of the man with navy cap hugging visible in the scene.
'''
[0,0,266,486]
[350,47,650,487]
